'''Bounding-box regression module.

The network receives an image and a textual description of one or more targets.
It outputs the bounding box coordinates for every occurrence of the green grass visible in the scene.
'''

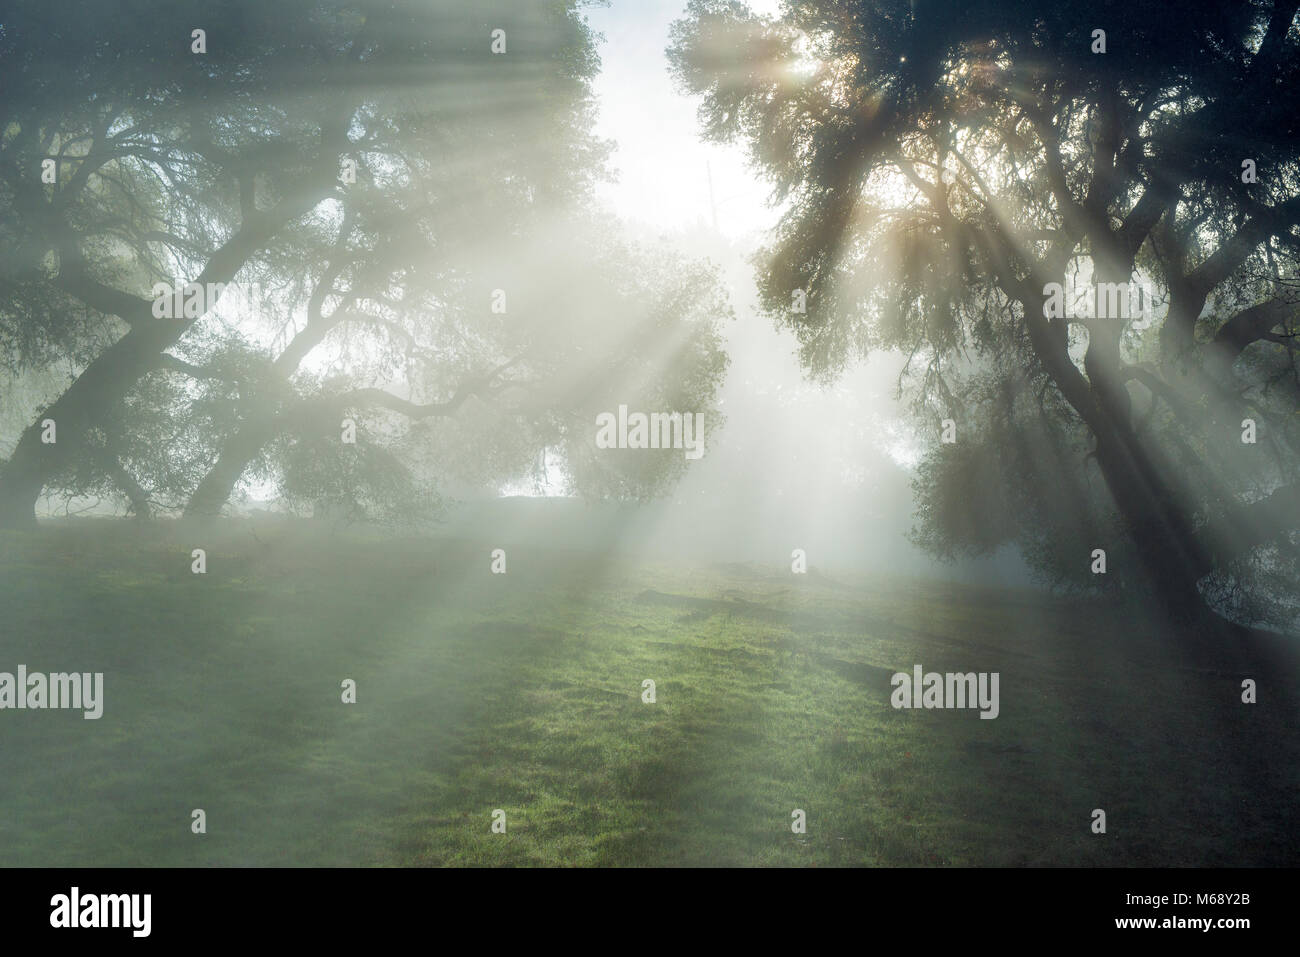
[0,520,1296,866]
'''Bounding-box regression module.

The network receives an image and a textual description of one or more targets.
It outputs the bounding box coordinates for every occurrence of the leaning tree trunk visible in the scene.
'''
[0,443,46,529]
[0,179,335,528]
[183,419,281,521]
[1017,261,1216,628]
[97,446,153,521]
[1078,289,1216,627]
[0,322,176,528]
[1091,421,1213,621]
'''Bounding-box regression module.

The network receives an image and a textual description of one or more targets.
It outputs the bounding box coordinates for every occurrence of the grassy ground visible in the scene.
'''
[1,519,1296,866]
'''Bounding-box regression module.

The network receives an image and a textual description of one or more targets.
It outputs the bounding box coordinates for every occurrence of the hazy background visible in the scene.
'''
[0,0,1031,585]
[466,0,1031,583]
[3,0,1297,871]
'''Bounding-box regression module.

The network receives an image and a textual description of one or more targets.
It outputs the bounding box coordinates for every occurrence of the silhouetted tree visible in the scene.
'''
[670,0,1300,627]
[0,0,610,525]
[183,221,732,520]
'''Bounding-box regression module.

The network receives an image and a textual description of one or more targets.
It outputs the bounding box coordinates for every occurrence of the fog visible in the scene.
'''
[3,0,1298,876]
[0,0,1035,588]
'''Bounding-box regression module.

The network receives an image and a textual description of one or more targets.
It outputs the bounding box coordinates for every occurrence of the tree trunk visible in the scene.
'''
[0,178,336,528]
[0,323,175,527]
[98,448,153,520]
[0,444,45,528]
[1018,259,1217,627]
[183,420,280,520]
[1091,286,1217,623]
[1091,424,1213,622]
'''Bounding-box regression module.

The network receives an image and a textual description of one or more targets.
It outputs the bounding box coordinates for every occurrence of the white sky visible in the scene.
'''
[581,0,924,461]
[585,0,784,240]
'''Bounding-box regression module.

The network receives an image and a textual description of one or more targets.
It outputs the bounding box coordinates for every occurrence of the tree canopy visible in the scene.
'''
[1,0,729,524]
[670,0,1300,627]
